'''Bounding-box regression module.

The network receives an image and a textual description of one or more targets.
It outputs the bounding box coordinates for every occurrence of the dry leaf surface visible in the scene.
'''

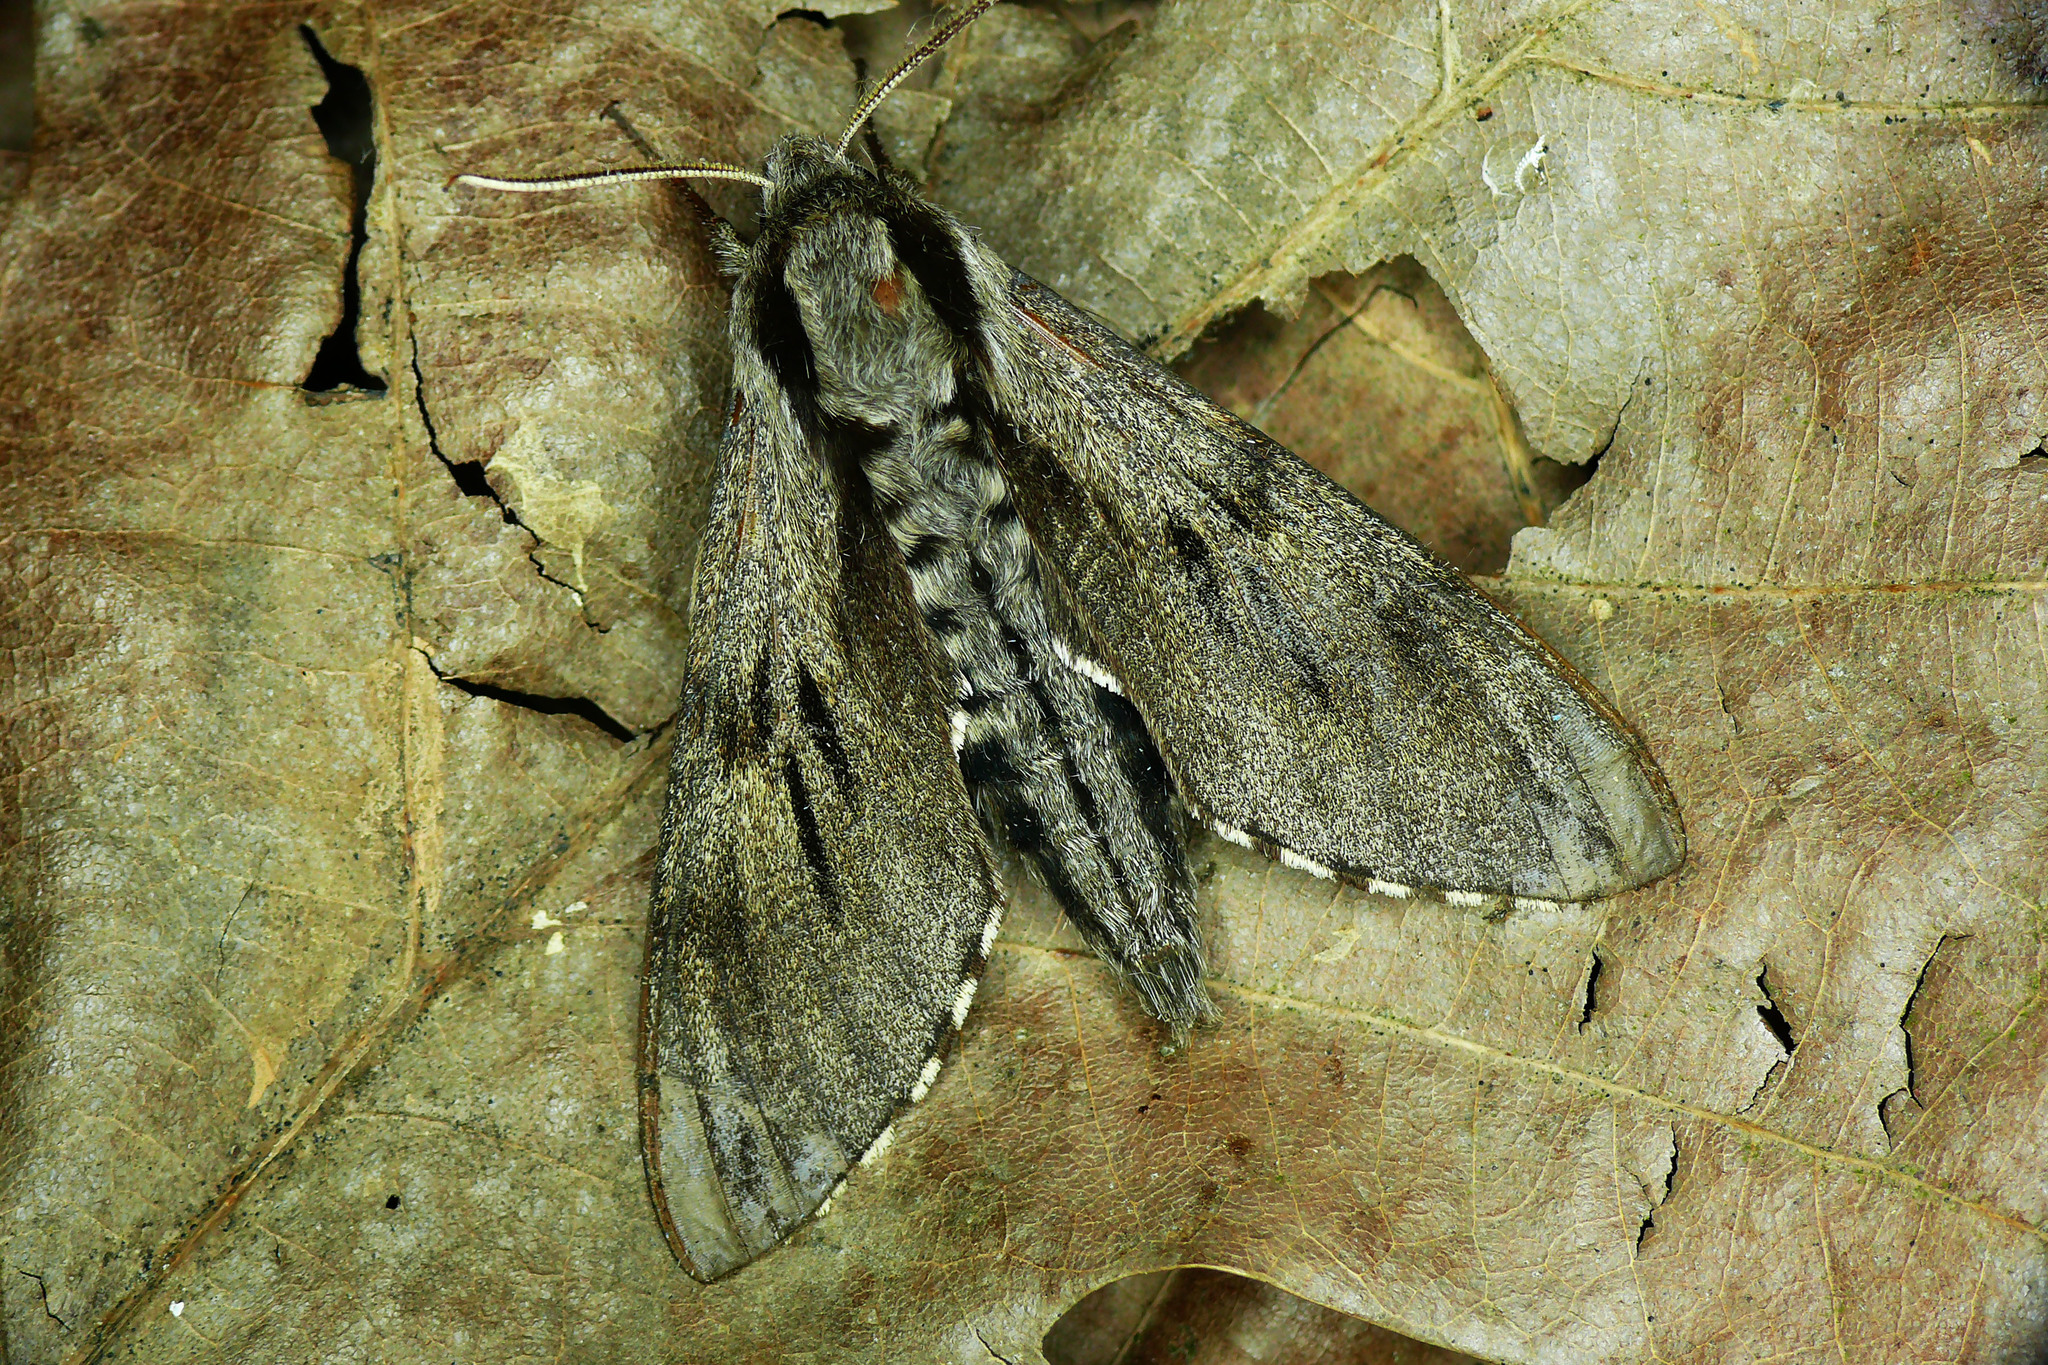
[1,1,2045,1362]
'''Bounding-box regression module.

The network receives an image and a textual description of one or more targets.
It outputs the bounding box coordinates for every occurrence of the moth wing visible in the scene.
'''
[990,271,1683,902]
[642,379,1000,1281]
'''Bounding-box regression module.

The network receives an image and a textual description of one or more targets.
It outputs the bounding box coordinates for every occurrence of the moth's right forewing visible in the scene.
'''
[643,329,1000,1281]
[988,272,1683,904]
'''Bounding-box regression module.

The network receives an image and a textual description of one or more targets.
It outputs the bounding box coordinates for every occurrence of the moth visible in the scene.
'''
[459,0,1684,1282]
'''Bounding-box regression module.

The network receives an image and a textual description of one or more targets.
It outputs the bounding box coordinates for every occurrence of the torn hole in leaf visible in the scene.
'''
[992,0,1160,47]
[1899,943,1943,1111]
[1633,1129,1678,1253]
[2017,443,2047,471]
[1042,1267,1483,1365]
[1876,1083,1917,1151]
[1174,260,1592,574]
[422,656,635,742]
[837,5,928,105]
[1755,965,1797,1054]
[1576,945,1606,1031]
[299,26,386,397]
[440,454,501,505]
[749,4,962,190]
[858,0,1149,150]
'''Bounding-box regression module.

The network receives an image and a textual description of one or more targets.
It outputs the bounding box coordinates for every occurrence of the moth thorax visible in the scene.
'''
[785,214,962,426]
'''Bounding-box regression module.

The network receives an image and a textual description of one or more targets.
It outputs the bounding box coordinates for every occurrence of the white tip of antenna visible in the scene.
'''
[454,173,559,193]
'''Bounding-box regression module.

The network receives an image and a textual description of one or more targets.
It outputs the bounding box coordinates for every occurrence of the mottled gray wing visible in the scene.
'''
[989,271,1683,903]
[641,381,1001,1282]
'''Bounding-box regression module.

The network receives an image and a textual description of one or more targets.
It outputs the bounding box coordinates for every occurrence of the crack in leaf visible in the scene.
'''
[20,1270,69,1331]
[407,344,605,613]
[413,645,637,742]
[1576,947,1605,1032]
[1756,966,1798,1055]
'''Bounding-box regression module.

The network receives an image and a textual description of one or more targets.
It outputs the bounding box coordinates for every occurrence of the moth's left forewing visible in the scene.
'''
[643,320,1001,1281]
[979,268,1684,904]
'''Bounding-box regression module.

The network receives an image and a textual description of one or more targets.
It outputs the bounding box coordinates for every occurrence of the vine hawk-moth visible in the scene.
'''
[459,0,1685,1281]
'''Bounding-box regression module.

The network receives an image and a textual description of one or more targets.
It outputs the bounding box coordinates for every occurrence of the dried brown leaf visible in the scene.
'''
[1,2,2044,1363]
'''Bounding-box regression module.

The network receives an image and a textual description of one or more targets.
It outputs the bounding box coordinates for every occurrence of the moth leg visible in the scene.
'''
[600,100,665,160]
[861,122,894,175]
[600,101,730,231]
[841,60,900,176]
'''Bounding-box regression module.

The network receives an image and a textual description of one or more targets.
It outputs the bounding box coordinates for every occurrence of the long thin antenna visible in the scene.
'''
[835,0,1000,156]
[456,163,772,194]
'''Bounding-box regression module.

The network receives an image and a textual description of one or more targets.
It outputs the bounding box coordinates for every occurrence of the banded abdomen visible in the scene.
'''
[861,404,1208,1027]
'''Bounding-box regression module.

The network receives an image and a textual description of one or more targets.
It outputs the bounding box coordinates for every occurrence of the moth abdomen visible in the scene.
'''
[902,531,948,569]
[799,230,1209,1027]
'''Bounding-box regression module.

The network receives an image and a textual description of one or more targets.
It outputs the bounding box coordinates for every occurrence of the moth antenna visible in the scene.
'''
[484,105,729,229]
[455,163,773,194]
[835,0,1001,156]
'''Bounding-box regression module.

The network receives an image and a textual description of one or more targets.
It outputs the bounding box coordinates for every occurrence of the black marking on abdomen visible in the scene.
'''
[958,735,1020,789]
[993,795,1047,855]
[1025,676,1101,827]
[1097,687,1177,842]
[986,790,1100,939]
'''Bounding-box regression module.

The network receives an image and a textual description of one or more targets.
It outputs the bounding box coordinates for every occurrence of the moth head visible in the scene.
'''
[758,134,859,216]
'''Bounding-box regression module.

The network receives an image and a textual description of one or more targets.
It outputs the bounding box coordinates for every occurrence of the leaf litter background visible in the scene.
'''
[1,0,2045,1361]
